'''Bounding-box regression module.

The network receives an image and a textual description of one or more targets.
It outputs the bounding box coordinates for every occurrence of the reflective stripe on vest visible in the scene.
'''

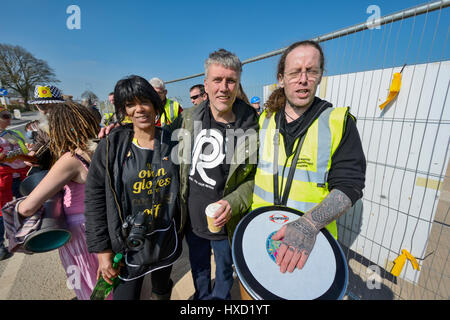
[160,99,180,125]
[104,113,114,125]
[13,130,28,155]
[2,130,28,155]
[251,107,349,239]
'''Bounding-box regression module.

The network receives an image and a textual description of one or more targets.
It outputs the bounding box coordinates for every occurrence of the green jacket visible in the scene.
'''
[169,98,259,242]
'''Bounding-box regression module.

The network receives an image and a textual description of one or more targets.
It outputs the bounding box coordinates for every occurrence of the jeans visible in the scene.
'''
[185,228,234,300]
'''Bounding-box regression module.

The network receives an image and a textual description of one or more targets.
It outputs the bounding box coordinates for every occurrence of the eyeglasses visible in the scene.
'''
[190,94,202,100]
[284,69,321,82]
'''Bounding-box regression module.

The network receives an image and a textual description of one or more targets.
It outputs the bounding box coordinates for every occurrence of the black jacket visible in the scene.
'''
[84,125,183,280]
[170,98,259,242]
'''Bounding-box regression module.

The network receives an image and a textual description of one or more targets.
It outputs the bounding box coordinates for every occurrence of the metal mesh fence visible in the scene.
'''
[166,0,450,300]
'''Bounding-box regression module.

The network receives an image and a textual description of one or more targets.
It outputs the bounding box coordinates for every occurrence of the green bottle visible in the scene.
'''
[90,253,123,300]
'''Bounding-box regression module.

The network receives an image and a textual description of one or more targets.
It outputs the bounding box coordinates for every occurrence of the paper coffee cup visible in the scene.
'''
[205,203,222,233]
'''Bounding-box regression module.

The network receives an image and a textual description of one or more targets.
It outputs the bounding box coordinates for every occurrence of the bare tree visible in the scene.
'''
[0,43,59,108]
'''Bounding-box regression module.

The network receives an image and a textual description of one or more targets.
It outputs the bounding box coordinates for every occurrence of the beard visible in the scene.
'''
[285,96,315,112]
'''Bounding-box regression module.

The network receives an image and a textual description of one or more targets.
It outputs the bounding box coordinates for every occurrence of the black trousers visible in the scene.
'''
[113,265,173,300]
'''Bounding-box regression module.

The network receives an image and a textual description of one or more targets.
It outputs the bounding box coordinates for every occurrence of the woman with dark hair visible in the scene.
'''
[84,75,183,300]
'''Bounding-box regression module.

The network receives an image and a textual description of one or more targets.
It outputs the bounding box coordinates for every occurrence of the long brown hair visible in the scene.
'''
[47,101,100,159]
[264,40,325,117]
[237,83,250,104]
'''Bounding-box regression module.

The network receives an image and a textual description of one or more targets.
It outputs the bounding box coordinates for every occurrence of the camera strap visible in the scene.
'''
[148,129,164,212]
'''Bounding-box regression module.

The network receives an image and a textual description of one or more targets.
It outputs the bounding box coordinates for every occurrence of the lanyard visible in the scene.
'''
[272,115,306,205]
[272,102,329,206]
[149,130,163,210]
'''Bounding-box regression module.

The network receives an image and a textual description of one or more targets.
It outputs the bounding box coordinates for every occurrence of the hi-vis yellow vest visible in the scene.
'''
[251,107,349,239]
[103,112,115,126]
[160,99,180,126]
[12,130,28,155]
[2,130,28,155]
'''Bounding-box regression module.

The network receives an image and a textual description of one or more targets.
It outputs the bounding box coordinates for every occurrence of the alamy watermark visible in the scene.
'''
[170,123,258,166]
[66,265,81,290]
[66,5,81,30]
[366,5,381,30]
[366,265,382,290]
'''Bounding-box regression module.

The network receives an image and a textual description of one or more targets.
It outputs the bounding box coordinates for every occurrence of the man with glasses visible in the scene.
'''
[189,84,208,106]
[251,40,366,273]
[149,77,183,126]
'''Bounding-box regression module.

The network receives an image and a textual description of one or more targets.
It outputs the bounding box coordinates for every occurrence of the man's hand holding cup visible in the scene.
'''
[205,199,231,233]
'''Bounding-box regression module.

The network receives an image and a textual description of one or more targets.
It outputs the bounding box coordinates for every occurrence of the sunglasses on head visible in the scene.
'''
[190,94,202,100]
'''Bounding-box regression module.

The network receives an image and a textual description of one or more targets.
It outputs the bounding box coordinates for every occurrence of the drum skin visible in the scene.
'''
[232,205,348,300]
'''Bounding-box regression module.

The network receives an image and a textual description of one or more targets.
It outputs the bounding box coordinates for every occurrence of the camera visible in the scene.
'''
[122,211,153,251]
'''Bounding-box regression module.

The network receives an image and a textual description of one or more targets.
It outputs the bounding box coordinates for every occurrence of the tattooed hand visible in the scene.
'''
[272,216,318,273]
[271,189,352,273]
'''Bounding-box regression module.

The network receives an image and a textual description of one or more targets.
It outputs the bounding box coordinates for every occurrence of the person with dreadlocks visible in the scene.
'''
[16,101,102,300]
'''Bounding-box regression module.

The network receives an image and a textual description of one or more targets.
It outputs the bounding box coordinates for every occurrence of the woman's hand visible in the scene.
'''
[96,250,120,285]
[98,123,121,139]
[24,151,39,167]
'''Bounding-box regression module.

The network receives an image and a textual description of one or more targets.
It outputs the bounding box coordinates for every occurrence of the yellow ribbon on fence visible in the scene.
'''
[391,249,421,277]
[379,72,402,110]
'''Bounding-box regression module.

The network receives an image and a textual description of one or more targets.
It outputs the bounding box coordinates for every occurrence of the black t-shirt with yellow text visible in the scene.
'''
[122,140,177,233]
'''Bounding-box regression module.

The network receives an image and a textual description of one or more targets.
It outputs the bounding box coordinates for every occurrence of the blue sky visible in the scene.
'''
[1,0,447,106]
